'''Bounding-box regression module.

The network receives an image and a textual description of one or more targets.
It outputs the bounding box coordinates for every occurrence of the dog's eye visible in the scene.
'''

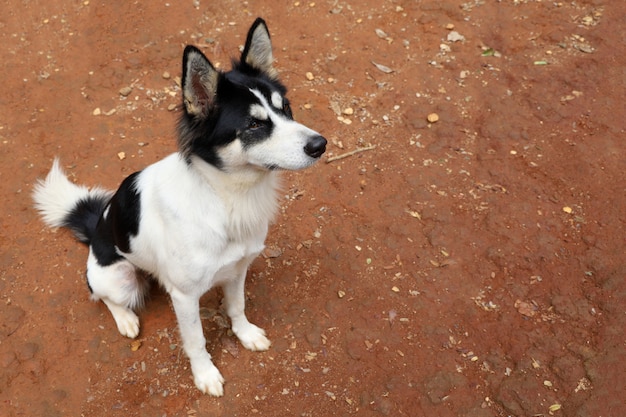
[283,102,293,119]
[248,119,264,130]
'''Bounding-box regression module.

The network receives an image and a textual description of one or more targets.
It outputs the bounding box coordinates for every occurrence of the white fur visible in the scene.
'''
[270,91,283,109]
[129,154,279,396]
[32,158,112,229]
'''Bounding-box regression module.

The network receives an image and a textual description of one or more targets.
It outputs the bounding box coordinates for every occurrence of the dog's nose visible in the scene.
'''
[304,135,327,159]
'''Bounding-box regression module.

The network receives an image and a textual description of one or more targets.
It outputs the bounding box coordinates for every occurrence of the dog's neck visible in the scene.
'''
[189,155,281,239]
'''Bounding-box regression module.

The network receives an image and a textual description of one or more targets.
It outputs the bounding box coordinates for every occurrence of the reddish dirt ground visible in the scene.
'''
[1,1,624,416]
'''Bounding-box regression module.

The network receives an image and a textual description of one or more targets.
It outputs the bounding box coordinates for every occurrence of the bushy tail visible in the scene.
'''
[32,159,113,244]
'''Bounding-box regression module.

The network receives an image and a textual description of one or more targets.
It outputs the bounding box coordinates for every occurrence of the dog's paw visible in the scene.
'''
[193,364,225,396]
[235,323,271,351]
[113,309,140,339]
[117,312,139,339]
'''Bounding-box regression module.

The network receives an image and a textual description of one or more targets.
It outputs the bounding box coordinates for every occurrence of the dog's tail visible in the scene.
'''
[33,158,113,245]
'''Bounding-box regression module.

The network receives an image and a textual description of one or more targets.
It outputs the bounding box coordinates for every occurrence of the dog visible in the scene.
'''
[33,18,326,396]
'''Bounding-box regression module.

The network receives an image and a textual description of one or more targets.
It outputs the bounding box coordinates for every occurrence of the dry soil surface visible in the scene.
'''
[1,1,625,416]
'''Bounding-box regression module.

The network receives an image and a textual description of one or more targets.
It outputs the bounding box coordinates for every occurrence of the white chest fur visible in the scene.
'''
[124,153,280,294]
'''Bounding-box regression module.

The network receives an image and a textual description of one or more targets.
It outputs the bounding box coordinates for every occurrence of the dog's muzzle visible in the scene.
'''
[304,135,327,159]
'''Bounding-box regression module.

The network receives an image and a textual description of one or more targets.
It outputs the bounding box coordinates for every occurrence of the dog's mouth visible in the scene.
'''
[264,164,281,171]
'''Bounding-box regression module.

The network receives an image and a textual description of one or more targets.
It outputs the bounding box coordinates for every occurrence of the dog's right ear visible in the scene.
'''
[182,46,219,118]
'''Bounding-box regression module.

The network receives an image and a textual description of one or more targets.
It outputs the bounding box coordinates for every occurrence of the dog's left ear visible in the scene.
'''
[241,18,278,79]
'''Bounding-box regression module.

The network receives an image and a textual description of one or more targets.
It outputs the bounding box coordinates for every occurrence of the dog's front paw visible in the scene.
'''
[235,323,271,351]
[193,363,225,396]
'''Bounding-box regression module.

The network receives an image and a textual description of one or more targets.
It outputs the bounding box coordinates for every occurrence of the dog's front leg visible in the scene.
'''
[222,261,271,351]
[170,289,225,396]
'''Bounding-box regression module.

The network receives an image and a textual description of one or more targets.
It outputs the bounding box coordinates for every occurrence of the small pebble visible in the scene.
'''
[162,71,171,79]
[119,86,132,97]
[92,107,101,116]
[305,72,314,81]
[447,31,465,42]
[427,113,439,123]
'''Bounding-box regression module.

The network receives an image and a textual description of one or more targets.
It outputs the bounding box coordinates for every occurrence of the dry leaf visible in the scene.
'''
[375,28,388,39]
[372,61,394,73]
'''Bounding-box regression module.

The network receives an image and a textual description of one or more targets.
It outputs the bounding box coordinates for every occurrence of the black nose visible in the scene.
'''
[304,135,327,159]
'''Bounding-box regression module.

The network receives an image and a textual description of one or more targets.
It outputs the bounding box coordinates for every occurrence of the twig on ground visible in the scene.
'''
[326,145,377,163]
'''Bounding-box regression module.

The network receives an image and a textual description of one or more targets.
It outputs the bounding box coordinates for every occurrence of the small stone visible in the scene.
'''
[447,31,465,42]
[427,113,439,123]
[167,104,177,111]
[562,206,573,214]
[117,151,126,160]
[119,86,132,97]
[262,246,282,258]
[337,290,346,298]
[445,23,455,30]
[162,71,171,79]
[342,107,354,115]
[305,72,315,80]
[92,107,101,116]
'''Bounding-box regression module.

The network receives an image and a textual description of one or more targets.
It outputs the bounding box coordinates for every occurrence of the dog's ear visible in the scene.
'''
[241,18,278,78]
[182,46,219,117]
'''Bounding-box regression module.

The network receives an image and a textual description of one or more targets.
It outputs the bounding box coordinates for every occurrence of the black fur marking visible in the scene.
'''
[177,19,290,170]
[91,172,142,266]
[86,274,94,294]
[64,194,111,244]
[178,69,290,169]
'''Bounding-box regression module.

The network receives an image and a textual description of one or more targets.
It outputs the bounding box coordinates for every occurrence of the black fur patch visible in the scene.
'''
[177,28,290,170]
[64,194,111,245]
[178,69,290,169]
[91,172,142,266]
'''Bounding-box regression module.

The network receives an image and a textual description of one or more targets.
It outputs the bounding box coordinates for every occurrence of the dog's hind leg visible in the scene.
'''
[86,248,145,339]
[222,260,271,352]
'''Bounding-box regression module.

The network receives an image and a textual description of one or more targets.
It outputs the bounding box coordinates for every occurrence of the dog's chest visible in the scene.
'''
[212,235,265,281]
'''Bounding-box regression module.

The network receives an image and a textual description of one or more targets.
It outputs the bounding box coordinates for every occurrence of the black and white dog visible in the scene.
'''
[33,18,326,396]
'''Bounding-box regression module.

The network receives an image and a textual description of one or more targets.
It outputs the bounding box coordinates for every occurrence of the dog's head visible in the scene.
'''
[178,18,326,172]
